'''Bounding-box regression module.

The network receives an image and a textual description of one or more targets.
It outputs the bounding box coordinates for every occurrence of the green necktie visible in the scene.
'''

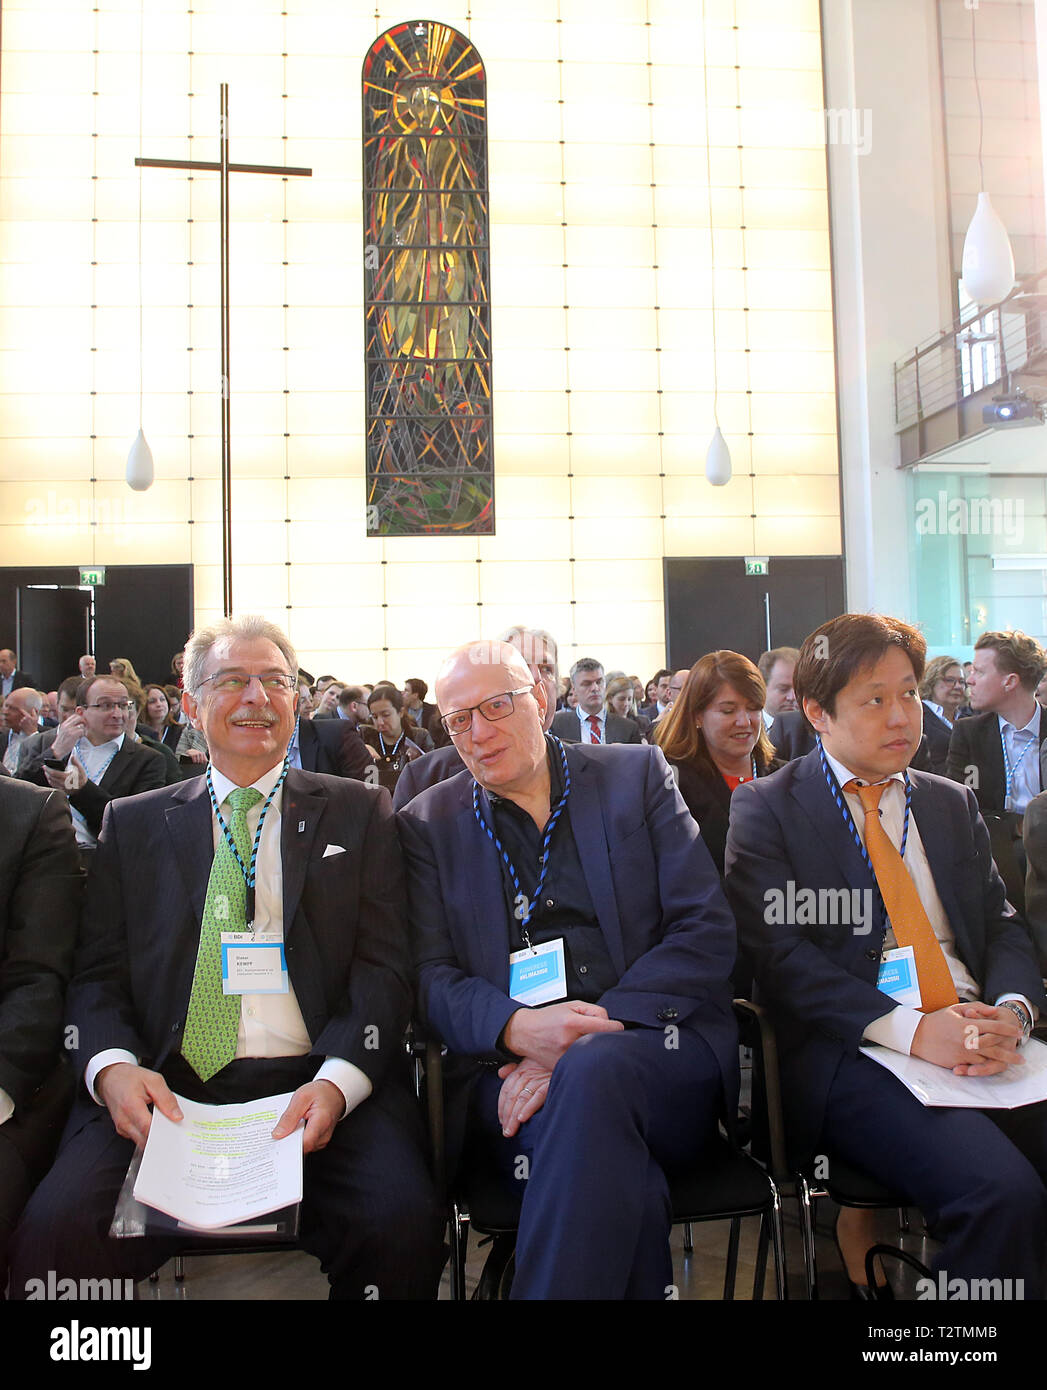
[182,786,264,1082]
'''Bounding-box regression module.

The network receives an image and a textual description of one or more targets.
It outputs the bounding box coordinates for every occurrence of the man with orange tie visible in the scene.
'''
[725,613,1047,1298]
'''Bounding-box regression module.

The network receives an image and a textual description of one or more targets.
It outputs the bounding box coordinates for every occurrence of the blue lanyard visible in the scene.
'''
[817,738,911,914]
[378,730,406,759]
[1001,724,1035,808]
[205,758,289,927]
[472,735,571,950]
[74,737,121,784]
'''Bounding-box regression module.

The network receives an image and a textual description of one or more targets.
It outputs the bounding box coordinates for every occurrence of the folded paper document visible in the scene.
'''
[133,1092,303,1230]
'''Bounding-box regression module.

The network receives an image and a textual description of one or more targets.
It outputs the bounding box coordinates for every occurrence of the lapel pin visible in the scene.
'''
[298,819,306,833]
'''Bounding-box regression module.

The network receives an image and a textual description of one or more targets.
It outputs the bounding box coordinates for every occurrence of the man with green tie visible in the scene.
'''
[10,614,442,1300]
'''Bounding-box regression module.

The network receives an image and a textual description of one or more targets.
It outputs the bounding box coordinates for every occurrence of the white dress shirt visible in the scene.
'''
[3,729,27,775]
[924,700,952,729]
[998,708,1041,815]
[576,706,606,743]
[68,733,125,847]
[86,759,372,1118]
[822,751,1032,1055]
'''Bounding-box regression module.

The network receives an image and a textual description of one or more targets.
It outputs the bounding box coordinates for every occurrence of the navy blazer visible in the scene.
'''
[724,750,1047,1154]
[65,769,411,1128]
[397,742,740,1109]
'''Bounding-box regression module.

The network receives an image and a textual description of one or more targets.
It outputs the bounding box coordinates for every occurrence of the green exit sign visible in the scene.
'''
[744,557,769,577]
[79,567,106,586]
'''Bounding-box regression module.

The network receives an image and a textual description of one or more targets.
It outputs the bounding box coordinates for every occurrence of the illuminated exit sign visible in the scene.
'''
[79,567,106,586]
[744,557,769,577]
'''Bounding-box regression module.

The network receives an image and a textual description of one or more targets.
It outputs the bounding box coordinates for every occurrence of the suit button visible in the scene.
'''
[578,964,588,975]
[545,898,554,908]
[865,949,878,961]
[657,1007,679,1021]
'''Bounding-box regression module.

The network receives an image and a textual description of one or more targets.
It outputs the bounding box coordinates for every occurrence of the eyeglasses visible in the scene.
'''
[441,686,534,736]
[86,700,133,712]
[196,671,296,695]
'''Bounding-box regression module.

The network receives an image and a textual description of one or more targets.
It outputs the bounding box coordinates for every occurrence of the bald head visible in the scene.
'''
[435,641,548,796]
[3,686,42,735]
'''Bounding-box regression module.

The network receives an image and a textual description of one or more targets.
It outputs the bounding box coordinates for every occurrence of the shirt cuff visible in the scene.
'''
[315,1059,373,1119]
[863,1005,923,1055]
[995,993,1036,1045]
[86,1049,139,1104]
[0,1087,13,1127]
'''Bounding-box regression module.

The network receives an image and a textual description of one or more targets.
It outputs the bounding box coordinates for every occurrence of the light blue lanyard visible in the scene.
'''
[1001,725,1035,810]
[74,737,120,784]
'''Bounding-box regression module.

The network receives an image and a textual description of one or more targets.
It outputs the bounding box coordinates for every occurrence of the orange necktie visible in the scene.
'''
[844,779,958,1013]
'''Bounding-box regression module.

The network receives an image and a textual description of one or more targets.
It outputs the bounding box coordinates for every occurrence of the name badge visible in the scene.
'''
[877,945,923,1008]
[509,938,567,1007]
[220,933,289,995]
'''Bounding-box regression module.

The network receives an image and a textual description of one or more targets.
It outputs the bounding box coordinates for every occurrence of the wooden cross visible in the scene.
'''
[136,85,312,616]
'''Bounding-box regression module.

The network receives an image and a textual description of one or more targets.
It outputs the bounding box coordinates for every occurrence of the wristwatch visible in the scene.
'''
[998,999,1033,1043]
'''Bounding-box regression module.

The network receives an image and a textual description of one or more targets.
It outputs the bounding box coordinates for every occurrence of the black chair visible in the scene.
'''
[735,998,927,1300]
[422,1015,788,1302]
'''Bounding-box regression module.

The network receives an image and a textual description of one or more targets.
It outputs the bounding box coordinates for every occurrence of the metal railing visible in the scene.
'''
[894,268,1047,434]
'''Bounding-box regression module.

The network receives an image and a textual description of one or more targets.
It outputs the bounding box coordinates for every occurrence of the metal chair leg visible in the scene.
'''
[752,1215,770,1301]
[722,1216,741,1299]
[797,1173,819,1300]
[682,1220,694,1255]
[898,1206,910,1233]
[769,1183,788,1301]
[449,1203,468,1301]
[174,1256,185,1282]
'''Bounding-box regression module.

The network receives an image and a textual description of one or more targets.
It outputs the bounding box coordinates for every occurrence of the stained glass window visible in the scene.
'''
[362,21,493,536]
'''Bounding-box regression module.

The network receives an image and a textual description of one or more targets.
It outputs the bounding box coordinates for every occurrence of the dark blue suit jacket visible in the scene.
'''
[65,769,411,1132]
[724,750,1046,1154]
[397,742,740,1111]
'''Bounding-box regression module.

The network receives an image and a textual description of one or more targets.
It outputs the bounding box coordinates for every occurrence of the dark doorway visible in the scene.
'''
[0,565,194,691]
[664,557,846,669]
[17,587,93,693]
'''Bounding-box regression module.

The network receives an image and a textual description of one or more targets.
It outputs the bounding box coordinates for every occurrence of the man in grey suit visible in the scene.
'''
[550,658,642,746]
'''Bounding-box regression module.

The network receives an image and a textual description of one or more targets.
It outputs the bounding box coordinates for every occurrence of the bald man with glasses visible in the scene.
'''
[398,640,738,1299]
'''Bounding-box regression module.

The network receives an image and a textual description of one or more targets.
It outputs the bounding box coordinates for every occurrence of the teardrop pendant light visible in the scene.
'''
[961,191,1015,305]
[960,8,1015,307]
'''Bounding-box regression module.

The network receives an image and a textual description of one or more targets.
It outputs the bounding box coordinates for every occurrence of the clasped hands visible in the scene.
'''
[911,1000,1029,1077]
[497,1000,624,1137]
[95,1062,343,1153]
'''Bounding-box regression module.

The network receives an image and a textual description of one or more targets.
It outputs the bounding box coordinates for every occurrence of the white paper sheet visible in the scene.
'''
[133,1092,303,1229]
[859,1038,1047,1109]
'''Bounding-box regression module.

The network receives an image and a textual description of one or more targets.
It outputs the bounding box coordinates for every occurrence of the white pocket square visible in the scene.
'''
[322,844,346,858]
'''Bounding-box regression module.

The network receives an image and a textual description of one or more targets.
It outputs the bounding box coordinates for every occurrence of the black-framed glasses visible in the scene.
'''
[441,686,534,736]
[196,671,297,695]
[86,700,133,712]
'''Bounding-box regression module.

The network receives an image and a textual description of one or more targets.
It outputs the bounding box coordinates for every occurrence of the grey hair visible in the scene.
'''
[498,625,559,666]
[183,615,298,694]
[569,657,604,684]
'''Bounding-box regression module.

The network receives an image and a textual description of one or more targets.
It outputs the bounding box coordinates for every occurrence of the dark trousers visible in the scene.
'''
[8,1055,444,1301]
[468,1027,723,1300]
[820,1050,1047,1296]
[0,1062,73,1282]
